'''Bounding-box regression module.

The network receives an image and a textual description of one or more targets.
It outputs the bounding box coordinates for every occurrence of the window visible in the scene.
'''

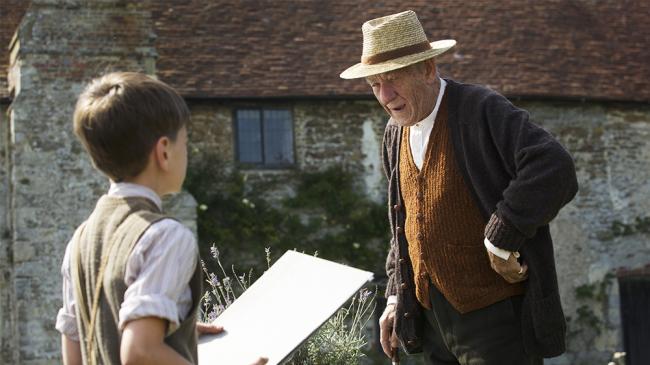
[235,108,295,167]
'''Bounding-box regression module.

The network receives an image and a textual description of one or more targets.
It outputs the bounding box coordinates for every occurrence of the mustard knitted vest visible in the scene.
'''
[399,96,524,313]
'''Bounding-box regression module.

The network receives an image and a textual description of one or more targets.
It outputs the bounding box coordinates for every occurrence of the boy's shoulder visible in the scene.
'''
[140,217,197,251]
[147,217,194,236]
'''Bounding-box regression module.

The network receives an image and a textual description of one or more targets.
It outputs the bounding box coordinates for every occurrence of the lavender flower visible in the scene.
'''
[359,289,372,302]
[209,273,219,287]
[207,310,218,322]
[210,245,219,259]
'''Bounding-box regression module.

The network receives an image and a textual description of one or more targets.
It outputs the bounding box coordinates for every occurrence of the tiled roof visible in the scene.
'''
[3,1,650,102]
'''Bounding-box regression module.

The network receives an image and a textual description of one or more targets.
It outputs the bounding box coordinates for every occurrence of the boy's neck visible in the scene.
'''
[121,174,168,198]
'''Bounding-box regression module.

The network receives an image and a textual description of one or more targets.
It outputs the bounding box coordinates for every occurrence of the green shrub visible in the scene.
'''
[184,160,389,277]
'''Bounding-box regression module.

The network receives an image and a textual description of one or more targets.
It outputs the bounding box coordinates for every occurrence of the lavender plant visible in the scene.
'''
[200,245,376,365]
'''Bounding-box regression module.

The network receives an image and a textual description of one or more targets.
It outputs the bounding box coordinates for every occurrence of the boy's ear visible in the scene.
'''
[153,136,171,171]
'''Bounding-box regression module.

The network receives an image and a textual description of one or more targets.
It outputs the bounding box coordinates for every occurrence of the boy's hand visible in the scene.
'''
[195,322,267,364]
[196,322,224,336]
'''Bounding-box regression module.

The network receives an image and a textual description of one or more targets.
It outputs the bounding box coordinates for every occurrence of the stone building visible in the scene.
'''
[1,1,649,364]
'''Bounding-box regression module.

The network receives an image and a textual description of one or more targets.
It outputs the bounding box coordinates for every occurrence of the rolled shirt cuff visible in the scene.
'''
[484,212,527,252]
[55,307,79,342]
[119,294,181,335]
[484,237,513,260]
[386,295,398,306]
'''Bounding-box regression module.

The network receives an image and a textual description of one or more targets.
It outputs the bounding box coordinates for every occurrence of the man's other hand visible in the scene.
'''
[488,251,528,283]
[379,303,399,358]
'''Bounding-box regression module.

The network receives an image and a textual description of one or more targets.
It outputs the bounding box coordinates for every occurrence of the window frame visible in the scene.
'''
[232,105,296,169]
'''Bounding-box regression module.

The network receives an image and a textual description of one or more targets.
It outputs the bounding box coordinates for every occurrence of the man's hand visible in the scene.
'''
[487,251,528,283]
[196,321,224,336]
[379,303,399,359]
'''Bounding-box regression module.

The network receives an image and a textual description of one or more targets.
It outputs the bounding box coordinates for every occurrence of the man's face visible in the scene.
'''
[366,62,438,127]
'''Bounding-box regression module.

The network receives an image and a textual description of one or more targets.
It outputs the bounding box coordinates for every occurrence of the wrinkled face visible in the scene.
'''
[366,62,438,127]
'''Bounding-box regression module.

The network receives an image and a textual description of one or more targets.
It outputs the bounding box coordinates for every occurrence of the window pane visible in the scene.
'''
[236,110,262,163]
[263,110,294,165]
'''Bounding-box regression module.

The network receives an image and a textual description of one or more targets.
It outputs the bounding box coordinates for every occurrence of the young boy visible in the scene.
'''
[55,72,267,365]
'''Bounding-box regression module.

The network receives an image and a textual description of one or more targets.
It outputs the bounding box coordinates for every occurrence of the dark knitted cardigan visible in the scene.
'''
[382,78,578,358]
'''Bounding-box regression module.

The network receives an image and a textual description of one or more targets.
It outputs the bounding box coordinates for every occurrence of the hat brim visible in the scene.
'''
[340,39,456,79]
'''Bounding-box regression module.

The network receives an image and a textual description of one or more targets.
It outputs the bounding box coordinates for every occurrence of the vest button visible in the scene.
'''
[417,192,424,199]
[407,340,416,345]
[420,272,427,278]
[416,213,423,221]
[396,226,403,234]
[399,258,405,264]
[393,204,401,211]
[404,312,410,318]
[417,232,423,240]
[400,283,407,290]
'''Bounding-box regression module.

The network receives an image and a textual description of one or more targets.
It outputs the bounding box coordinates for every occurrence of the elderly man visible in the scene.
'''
[340,10,578,365]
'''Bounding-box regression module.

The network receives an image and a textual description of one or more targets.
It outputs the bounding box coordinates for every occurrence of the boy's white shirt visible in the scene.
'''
[55,182,197,340]
[386,78,512,306]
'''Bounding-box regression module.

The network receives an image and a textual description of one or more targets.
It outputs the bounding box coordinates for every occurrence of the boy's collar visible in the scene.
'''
[108,182,163,211]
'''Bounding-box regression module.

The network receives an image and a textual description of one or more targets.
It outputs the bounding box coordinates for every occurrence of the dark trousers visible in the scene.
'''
[421,283,542,365]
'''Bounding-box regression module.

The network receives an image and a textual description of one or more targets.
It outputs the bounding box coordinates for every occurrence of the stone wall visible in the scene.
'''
[186,100,387,204]
[0,102,15,362]
[4,1,157,363]
[523,101,650,365]
[1,2,201,362]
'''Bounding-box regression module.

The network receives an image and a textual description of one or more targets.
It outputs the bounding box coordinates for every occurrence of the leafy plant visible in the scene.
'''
[184,159,389,278]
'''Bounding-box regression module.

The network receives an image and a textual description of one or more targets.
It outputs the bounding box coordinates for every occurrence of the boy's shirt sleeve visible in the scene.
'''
[55,239,80,341]
[119,218,198,335]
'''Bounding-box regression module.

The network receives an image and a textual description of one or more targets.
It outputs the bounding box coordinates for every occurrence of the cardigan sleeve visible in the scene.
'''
[385,240,398,297]
[382,124,398,298]
[481,92,578,251]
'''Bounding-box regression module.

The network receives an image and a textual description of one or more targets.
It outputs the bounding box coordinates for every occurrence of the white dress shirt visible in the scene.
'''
[409,78,447,170]
[387,79,512,306]
[55,183,198,340]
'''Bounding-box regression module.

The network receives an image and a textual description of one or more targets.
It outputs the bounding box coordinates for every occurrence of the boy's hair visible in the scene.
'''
[73,72,190,181]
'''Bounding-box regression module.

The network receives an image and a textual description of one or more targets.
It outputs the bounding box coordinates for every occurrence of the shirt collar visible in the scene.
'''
[413,78,447,129]
[108,182,163,211]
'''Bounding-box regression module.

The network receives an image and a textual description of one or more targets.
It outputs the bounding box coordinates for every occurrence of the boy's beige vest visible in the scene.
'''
[70,195,202,364]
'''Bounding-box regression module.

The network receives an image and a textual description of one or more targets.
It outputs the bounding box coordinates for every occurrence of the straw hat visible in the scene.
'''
[340,10,456,79]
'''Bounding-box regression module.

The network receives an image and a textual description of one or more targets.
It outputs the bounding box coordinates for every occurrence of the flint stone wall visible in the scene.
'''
[1,2,195,364]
